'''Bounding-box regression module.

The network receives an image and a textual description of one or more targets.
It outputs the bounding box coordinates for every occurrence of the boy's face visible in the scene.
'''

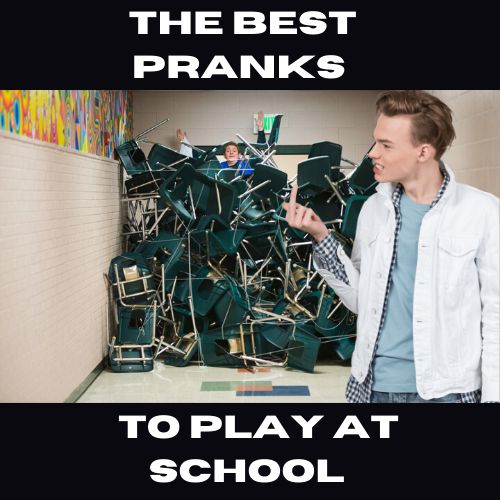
[369,113,429,184]
[224,145,240,163]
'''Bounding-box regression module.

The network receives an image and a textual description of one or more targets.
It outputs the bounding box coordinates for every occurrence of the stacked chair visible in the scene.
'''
[108,253,157,372]
[106,117,376,373]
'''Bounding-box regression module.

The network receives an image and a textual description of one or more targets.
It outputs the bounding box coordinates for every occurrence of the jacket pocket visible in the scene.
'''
[437,235,479,291]
[437,235,479,258]
[436,235,479,296]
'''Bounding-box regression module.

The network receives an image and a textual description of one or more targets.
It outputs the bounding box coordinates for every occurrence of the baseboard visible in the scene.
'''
[65,359,106,403]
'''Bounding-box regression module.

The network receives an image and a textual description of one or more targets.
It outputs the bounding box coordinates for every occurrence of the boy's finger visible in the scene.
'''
[289,184,298,206]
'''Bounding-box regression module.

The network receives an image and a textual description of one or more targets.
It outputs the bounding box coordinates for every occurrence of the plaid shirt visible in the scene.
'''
[313,166,481,403]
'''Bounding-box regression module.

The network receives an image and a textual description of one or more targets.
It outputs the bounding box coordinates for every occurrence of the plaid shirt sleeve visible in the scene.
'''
[312,233,350,285]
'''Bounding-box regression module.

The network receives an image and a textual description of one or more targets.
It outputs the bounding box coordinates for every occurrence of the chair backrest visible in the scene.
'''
[148,143,189,171]
[188,166,238,222]
[125,171,164,195]
[157,164,202,222]
[115,140,149,176]
[309,191,342,223]
[268,113,284,147]
[191,267,229,315]
[341,195,369,239]
[297,155,332,196]
[309,141,342,166]
[196,159,224,179]
[251,163,288,200]
[216,167,239,183]
[348,145,378,195]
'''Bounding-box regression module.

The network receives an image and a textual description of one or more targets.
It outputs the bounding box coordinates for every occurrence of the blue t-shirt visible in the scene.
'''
[219,158,253,175]
[372,192,431,392]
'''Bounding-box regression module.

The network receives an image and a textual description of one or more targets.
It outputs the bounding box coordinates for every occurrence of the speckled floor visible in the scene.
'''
[77,360,351,403]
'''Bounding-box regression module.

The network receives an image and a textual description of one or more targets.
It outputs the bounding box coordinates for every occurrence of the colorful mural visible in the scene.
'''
[0,90,133,158]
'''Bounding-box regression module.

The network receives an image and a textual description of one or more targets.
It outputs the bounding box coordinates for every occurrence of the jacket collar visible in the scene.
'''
[375,161,456,207]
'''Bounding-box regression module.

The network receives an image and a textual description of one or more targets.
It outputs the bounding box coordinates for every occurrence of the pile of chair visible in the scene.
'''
[106,117,377,372]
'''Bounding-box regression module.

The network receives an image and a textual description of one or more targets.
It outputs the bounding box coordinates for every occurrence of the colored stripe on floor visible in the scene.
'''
[235,385,273,392]
[236,386,310,396]
[201,381,272,391]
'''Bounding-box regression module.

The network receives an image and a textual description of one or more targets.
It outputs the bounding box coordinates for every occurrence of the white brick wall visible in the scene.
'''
[0,131,122,402]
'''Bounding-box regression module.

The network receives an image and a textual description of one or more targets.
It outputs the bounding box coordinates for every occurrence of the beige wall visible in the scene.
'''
[432,90,500,197]
[134,90,500,197]
[0,131,122,402]
[133,90,380,172]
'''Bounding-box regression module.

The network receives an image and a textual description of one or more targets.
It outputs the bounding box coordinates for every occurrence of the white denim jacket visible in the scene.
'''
[315,165,499,402]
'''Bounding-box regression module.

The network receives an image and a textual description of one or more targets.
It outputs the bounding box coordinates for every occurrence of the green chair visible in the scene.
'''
[134,230,185,261]
[108,252,158,372]
[340,195,369,239]
[309,191,342,225]
[212,229,246,256]
[190,214,247,257]
[199,324,262,368]
[216,167,241,183]
[334,336,355,361]
[286,324,321,373]
[249,114,284,150]
[148,143,189,171]
[213,276,251,326]
[236,162,288,222]
[251,163,288,202]
[186,165,238,222]
[317,300,356,361]
[314,294,337,337]
[309,141,343,171]
[195,159,225,178]
[191,267,230,316]
[297,155,332,199]
[190,214,229,255]
[117,305,156,345]
[235,222,277,261]
[115,140,150,176]
[348,147,377,195]
[125,171,168,195]
[158,165,196,223]
[168,260,198,303]
[260,323,292,350]
[110,347,154,372]
[108,253,155,306]
[163,332,199,367]
[237,198,273,221]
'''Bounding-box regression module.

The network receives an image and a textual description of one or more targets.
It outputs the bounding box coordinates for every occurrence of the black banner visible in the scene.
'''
[3,403,499,495]
[2,0,499,88]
